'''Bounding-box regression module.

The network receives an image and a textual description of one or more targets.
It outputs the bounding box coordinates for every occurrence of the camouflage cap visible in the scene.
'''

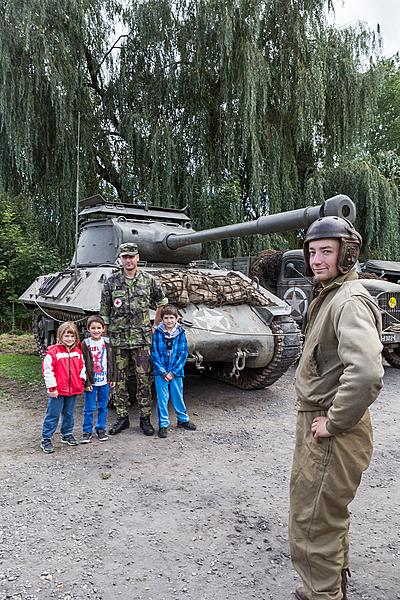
[119,242,139,256]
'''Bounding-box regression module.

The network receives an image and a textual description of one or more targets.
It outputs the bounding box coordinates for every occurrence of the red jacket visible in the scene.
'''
[42,342,86,396]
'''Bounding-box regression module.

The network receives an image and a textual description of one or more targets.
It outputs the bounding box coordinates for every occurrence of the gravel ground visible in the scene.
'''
[0,366,399,600]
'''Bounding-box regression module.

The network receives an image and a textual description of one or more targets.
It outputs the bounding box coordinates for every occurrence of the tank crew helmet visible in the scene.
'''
[118,242,139,256]
[303,216,362,277]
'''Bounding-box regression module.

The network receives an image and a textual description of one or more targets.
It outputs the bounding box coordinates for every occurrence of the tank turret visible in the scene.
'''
[74,195,202,266]
[20,194,356,390]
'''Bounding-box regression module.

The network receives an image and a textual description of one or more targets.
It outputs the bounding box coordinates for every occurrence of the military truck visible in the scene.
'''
[19,193,356,389]
[361,259,400,284]
[245,249,400,368]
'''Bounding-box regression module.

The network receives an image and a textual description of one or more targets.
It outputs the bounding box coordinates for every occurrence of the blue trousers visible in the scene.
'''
[83,384,109,432]
[42,395,77,440]
[154,376,189,428]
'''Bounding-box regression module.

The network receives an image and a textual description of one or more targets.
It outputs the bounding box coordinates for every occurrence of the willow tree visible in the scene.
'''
[369,58,400,160]
[0,0,383,257]
[0,0,119,253]
[305,161,399,259]
[305,57,400,259]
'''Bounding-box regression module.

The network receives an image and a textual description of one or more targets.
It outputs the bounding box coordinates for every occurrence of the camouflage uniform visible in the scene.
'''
[100,269,167,417]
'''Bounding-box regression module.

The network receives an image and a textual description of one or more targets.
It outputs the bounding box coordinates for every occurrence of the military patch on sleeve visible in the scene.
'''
[114,298,123,308]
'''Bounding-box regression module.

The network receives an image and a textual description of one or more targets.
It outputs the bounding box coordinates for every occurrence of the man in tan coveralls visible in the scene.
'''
[289,216,384,600]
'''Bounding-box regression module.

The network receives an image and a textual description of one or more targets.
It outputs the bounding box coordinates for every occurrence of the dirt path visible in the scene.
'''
[0,366,399,600]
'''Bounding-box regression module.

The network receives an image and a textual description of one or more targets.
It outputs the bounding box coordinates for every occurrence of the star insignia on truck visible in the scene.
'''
[283,287,308,321]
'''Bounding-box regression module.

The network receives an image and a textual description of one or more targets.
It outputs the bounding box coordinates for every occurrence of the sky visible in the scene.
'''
[331,0,400,57]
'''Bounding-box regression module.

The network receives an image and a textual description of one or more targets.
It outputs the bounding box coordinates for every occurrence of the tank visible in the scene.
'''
[19,193,356,390]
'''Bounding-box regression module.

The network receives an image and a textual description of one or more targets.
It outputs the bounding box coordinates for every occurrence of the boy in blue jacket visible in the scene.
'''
[151,304,196,438]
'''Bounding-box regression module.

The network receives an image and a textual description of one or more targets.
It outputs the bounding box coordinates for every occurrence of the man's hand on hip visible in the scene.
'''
[311,416,333,440]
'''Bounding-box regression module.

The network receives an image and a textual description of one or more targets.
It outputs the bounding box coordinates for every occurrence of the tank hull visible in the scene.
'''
[20,264,300,390]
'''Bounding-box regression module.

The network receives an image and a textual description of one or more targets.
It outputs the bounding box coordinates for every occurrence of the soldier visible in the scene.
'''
[289,217,384,600]
[100,242,168,436]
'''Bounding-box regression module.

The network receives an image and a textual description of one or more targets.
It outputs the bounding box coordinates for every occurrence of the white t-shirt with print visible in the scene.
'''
[87,337,108,386]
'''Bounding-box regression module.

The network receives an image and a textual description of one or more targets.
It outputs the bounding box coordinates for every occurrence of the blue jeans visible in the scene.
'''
[83,384,109,432]
[154,376,189,428]
[42,395,77,440]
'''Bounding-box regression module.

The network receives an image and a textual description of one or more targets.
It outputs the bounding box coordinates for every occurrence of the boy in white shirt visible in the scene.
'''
[81,316,115,442]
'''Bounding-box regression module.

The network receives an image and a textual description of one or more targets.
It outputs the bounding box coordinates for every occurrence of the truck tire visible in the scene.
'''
[383,346,400,369]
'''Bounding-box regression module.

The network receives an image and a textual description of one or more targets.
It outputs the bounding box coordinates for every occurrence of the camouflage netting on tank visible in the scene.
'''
[358,272,388,280]
[154,270,272,307]
[249,250,284,291]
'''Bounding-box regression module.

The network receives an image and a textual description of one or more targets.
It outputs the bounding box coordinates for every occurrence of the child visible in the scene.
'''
[81,315,115,443]
[151,304,196,438]
[41,321,86,454]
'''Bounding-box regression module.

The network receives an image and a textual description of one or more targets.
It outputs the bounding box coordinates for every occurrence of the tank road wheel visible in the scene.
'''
[383,346,400,369]
[33,311,56,357]
[208,316,302,390]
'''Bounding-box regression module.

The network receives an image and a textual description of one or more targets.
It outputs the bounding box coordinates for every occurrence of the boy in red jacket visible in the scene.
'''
[40,321,86,454]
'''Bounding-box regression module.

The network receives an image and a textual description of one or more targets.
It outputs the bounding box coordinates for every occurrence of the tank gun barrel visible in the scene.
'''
[165,195,355,251]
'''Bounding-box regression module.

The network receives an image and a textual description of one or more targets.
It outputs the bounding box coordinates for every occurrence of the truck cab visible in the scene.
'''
[276,250,400,367]
[362,260,400,284]
[276,249,312,323]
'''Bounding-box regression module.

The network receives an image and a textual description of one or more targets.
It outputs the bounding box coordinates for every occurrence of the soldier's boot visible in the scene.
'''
[293,586,310,600]
[341,568,351,600]
[140,416,154,436]
[109,416,130,435]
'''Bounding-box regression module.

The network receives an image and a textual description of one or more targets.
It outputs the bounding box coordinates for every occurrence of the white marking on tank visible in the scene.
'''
[191,307,231,336]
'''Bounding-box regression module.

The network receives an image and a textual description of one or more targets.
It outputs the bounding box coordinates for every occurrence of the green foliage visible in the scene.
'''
[304,57,400,261]
[0,0,383,258]
[305,159,399,259]
[0,334,36,355]
[369,59,400,159]
[0,354,42,384]
[366,58,400,192]
[0,192,61,329]
[0,0,120,252]
[307,59,400,260]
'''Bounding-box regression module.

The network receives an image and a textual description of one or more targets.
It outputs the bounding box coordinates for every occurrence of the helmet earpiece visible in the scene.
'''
[337,241,360,274]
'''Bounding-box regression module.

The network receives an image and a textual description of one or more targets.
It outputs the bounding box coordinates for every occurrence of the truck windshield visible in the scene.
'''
[284,260,306,278]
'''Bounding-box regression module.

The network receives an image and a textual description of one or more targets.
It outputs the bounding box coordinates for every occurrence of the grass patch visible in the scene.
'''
[0,333,37,355]
[0,354,42,383]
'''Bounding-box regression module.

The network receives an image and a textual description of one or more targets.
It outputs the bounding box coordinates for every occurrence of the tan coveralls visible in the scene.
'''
[289,270,384,600]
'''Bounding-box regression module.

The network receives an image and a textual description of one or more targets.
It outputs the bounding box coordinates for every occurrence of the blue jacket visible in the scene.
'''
[151,324,188,378]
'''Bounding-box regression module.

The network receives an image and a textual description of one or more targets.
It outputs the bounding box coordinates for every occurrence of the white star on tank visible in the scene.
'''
[191,307,231,336]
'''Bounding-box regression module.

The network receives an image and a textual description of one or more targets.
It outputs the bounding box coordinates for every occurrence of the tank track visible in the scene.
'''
[208,316,302,390]
[33,309,87,357]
